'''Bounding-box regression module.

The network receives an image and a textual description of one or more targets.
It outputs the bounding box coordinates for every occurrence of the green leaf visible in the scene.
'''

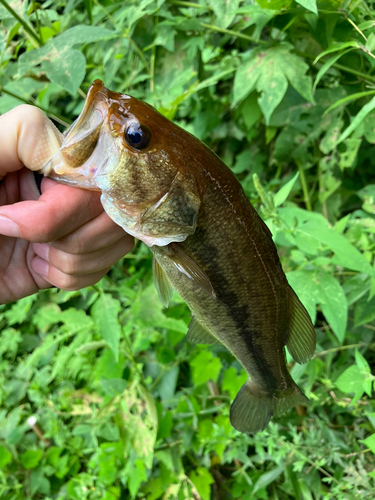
[366,32,375,53]
[0,446,11,468]
[295,0,317,14]
[287,270,318,323]
[222,367,247,400]
[236,5,277,42]
[189,467,214,500]
[354,294,375,327]
[233,44,313,124]
[190,350,221,385]
[313,41,361,65]
[313,48,355,93]
[274,172,299,207]
[41,47,86,95]
[208,0,241,29]
[361,434,375,454]
[91,294,121,362]
[128,459,147,497]
[18,25,116,94]
[52,25,116,48]
[335,366,366,403]
[298,222,374,275]
[253,466,284,494]
[323,90,375,116]
[337,96,375,144]
[20,449,44,469]
[315,271,347,343]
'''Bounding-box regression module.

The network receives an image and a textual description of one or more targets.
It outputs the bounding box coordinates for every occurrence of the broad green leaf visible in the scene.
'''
[354,294,375,327]
[298,222,374,275]
[335,365,366,403]
[366,32,375,53]
[208,0,241,29]
[233,44,313,124]
[51,25,116,48]
[355,350,372,397]
[0,446,11,468]
[361,434,375,454]
[18,25,116,94]
[41,47,86,95]
[127,459,147,497]
[190,350,221,385]
[287,270,318,323]
[315,271,347,343]
[337,96,375,144]
[91,294,121,362]
[236,5,277,42]
[274,172,299,207]
[253,466,284,493]
[295,0,317,14]
[20,449,43,469]
[222,367,247,400]
[190,467,214,500]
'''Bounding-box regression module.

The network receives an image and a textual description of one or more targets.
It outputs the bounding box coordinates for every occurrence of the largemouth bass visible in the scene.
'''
[42,80,316,433]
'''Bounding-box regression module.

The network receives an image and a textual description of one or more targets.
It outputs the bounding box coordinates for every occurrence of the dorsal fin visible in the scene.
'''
[152,255,173,307]
[286,287,316,364]
[187,317,221,344]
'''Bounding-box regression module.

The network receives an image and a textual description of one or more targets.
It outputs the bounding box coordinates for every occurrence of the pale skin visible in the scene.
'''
[0,105,134,304]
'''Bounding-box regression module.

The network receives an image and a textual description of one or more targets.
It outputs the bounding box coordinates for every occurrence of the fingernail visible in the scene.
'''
[32,257,49,278]
[33,243,50,261]
[0,216,20,237]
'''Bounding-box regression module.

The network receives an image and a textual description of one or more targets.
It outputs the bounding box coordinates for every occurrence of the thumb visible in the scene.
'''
[0,105,63,178]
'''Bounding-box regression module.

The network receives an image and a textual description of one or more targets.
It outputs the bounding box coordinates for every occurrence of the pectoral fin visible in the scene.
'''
[168,244,216,299]
[152,256,173,307]
[286,287,316,364]
[187,317,221,344]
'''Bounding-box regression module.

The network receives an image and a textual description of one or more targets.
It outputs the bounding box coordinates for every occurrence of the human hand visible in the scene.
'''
[0,105,133,304]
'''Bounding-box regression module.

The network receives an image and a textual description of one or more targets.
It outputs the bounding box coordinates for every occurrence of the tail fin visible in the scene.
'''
[229,381,307,434]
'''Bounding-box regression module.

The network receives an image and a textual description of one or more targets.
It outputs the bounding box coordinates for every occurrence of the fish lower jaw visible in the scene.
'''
[124,227,189,247]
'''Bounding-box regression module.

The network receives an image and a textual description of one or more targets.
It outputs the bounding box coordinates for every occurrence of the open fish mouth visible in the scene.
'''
[40,80,112,189]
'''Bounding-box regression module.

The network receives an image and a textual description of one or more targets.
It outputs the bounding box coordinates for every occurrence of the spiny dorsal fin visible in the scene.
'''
[152,255,173,307]
[286,287,316,364]
[169,243,216,299]
[187,317,221,344]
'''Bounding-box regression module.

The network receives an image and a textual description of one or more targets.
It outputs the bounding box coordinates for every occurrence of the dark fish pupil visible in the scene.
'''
[125,123,151,150]
[128,130,142,144]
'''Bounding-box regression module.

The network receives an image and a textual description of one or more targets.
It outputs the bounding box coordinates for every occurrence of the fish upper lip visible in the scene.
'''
[65,80,108,141]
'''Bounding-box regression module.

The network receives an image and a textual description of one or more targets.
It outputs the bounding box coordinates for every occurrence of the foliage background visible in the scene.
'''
[1,0,375,498]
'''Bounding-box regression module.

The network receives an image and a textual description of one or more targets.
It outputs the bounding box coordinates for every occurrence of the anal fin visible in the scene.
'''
[152,255,173,307]
[286,286,316,364]
[187,316,221,345]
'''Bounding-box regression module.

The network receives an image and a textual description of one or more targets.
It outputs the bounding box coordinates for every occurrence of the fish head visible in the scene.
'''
[43,80,201,246]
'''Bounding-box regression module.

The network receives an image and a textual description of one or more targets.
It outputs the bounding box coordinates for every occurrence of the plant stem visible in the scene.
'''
[313,342,375,358]
[0,87,71,126]
[0,0,43,46]
[31,0,43,44]
[200,23,267,45]
[296,161,312,211]
[93,0,150,75]
[168,0,212,8]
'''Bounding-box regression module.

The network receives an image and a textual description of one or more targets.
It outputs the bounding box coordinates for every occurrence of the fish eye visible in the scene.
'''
[125,123,151,150]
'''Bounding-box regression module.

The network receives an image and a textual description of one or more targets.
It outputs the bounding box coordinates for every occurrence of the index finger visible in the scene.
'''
[0,105,63,178]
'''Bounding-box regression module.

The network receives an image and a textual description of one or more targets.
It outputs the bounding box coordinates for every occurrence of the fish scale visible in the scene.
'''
[42,80,316,434]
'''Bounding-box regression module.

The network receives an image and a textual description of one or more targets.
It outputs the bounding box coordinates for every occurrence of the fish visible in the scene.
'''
[41,80,316,434]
